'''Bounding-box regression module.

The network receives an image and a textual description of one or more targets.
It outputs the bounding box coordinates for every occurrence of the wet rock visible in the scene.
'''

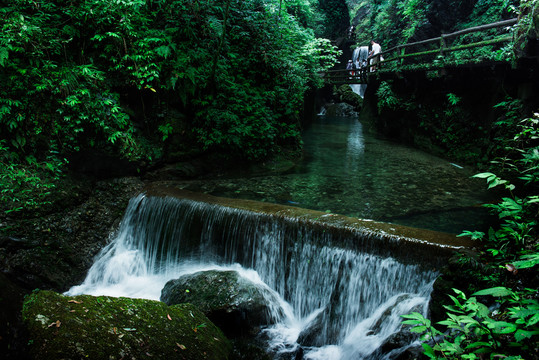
[379,328,417,353]
[298,257,353,347]
[429,249,487,324]
[1,176,145,359]
[379,340,425,360]
[0,177,145,292]
[325,102,359,117]
[22,290,231,360]
[297,309,327,346]
[229,337,273,360]
[369,294,412,335]
[161,270,285,337]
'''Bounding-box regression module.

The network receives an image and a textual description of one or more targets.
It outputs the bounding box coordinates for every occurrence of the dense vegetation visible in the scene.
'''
[349,0,520,53]
[0,0,341,215]
[350,1,539,358]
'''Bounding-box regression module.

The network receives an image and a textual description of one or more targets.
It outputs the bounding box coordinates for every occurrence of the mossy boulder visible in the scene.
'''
[335,84,363,110]
[22,290,231,360]
[161,270,285,337]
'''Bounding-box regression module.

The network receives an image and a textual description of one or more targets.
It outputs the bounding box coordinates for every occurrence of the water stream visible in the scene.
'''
[183,116,493,234]
[68,194,438,359]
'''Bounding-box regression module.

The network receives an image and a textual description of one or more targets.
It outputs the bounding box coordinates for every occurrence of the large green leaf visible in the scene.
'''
[473,287,514,297]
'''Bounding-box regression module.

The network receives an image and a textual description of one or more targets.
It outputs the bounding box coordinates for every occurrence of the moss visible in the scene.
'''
[22,290,231,360]
[161,270,284,339]
[335,84,363,109]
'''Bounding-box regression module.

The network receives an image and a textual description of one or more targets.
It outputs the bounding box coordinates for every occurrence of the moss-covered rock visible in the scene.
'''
[335,84,363,110]
[22,290,231,360]
[161,270,285,337]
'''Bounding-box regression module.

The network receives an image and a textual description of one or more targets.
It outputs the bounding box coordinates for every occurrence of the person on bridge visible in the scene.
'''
[369,40,383,72]
[347,25,355,39]
[346,60,354,78]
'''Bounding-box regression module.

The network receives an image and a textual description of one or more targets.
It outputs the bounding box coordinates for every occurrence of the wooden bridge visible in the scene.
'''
[324,18,520,85]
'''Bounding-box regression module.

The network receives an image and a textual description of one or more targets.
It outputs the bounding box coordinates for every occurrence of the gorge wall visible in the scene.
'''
[358,61,539,165]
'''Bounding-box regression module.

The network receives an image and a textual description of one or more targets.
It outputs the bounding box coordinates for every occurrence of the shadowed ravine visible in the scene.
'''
[68,186,472,359]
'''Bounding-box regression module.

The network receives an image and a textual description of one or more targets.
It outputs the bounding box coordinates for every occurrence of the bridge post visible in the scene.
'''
[398,45,405,66]
[440,34,447,57]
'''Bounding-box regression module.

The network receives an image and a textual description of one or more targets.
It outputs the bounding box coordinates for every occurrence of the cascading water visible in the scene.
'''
[68,193,439,360]
[350,46,369,98]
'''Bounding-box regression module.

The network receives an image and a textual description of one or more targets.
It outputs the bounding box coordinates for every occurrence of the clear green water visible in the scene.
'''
[180,116,494,234]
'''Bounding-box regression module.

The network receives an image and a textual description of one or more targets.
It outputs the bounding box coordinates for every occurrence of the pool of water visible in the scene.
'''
[176,116,495,234]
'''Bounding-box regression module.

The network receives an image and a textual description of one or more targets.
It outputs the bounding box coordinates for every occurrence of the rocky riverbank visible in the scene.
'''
[0,176,145,359]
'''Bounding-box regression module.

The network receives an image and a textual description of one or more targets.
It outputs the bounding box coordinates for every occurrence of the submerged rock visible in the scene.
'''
[161,270,285,337]
[325,102,359,117]
[22,290,231,360]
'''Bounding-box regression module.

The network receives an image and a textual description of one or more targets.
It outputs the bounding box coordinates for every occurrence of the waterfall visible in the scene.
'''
[350,46,369,98]
[68,193,438,359]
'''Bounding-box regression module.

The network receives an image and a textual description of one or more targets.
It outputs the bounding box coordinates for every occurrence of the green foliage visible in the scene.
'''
[402,287,539,359]
[0,0,334,219]
[181,0,339,160]
[352,0,519,69]
[285,0,326,34]
[0,140,67,214]
[469,110,539,259]
[401,0,428,41]
[368,0,429,48]
[0,0,155,165]
[0,0,339,212]
[412,105,539,360]
[376,81,400,111]
[317,0,350,38]
[446,93,461,106]
[376,82,481,162]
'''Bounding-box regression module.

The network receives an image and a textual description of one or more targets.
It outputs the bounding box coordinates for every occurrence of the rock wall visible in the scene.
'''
[0,177,145,359]
[358,63,539,164]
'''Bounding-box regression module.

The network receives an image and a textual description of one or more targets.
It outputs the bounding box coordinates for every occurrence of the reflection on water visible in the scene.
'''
[180,117,494,234]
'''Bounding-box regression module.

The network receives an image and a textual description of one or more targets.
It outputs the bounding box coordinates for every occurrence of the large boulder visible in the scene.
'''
[22,290,231,360]
[335,84,363,110]
[161,270,286,337]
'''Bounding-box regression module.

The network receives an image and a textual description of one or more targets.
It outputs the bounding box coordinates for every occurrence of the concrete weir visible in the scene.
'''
[70,182,465,358]
[144,183,475,266]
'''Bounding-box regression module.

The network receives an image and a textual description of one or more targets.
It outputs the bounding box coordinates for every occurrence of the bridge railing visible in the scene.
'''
[323,18,518,84]
[378,18,518,68]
